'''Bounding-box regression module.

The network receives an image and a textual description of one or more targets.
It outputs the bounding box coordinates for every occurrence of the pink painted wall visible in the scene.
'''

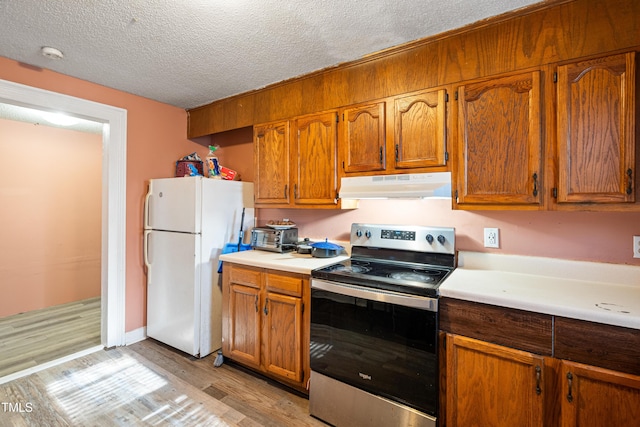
[0,57,211,331]
[261,199,640,266]
[0,118,102,317]
[215,126,640,266]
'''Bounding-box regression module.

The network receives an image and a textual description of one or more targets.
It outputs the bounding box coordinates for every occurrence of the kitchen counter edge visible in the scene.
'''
[439,251,640,330]
[219,249,349,275]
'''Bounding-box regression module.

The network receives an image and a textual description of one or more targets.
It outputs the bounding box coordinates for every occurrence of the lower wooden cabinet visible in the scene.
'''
[560,360,640,427]
[446,334,545,427]
[222,263,308,391]
[445,333,640,427]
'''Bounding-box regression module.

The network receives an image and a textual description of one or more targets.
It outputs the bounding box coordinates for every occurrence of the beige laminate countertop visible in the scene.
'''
[439,251,640,330]
[219,248,349,275]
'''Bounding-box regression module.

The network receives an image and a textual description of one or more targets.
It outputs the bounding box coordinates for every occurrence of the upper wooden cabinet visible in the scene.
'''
[254,121,290,205]
[254,111,352,209]
[339,91,449,177]
[555,52,636,205]
[291,111,339,206]
[451,52,638,211]
[393,88,447,169]
[340,102,386,173]
[453,70,543,208]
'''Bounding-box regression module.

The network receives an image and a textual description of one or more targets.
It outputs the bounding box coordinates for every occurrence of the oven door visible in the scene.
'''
[310,278,438,416]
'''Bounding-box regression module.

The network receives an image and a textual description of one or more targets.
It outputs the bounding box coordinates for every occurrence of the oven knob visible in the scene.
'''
[426,234,434,244]
[437,235,446,244]
[356,229,362,237]
[365,230,372,238]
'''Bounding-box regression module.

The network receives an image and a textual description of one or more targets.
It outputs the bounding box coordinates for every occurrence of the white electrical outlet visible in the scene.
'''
[634,236,640,259]
[484,228,500,248]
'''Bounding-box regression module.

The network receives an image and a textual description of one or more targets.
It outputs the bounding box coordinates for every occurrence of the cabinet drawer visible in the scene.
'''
[555,317,640,376]
[439,297,553,356]
[265,271,303,297]
[228,265,262,288]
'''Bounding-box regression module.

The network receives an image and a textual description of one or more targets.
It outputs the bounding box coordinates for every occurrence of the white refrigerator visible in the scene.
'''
[143,176,254,357]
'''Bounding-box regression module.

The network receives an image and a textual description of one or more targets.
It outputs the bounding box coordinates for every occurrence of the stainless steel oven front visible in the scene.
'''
[309,278,439,427]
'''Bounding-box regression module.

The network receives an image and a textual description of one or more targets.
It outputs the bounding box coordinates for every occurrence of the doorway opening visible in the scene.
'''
[0,79,127,382]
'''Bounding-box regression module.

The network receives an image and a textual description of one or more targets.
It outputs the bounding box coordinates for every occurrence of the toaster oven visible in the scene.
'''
[250,227,298,252]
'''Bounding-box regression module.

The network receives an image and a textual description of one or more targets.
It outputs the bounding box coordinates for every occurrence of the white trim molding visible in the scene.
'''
[125,327,147,345]
[0,79,127,348]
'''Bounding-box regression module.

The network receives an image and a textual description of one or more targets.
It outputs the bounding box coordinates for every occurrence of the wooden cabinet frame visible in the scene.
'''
[446,334,545,427]
[452,69,544,208]
[555,52,637,206]
[222,264,309,392]
[254,111,354,209]
[441,298,640,426]
[393,88,448,169]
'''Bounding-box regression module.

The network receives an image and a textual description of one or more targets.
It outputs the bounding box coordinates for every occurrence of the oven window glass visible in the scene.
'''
[310,288,438,416]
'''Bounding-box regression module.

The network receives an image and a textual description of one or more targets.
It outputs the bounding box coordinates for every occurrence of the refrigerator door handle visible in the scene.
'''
[144,188,152,230]
[143,229,152,268]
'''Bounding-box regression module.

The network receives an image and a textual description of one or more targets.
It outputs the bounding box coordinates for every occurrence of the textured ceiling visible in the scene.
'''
[0,0,542,112]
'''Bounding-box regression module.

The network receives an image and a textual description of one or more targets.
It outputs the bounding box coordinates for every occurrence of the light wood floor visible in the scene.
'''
[0,297,101,378]
[0,339,327,426]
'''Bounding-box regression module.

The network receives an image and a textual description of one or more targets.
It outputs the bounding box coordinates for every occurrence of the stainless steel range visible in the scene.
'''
[309,223,455,427]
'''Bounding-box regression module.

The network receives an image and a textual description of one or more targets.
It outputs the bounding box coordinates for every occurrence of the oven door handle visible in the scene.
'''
[311,279,438,312]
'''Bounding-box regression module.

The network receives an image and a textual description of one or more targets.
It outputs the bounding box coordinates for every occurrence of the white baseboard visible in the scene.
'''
[125,327,147,345]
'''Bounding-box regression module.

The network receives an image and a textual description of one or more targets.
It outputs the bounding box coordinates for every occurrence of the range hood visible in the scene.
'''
[339,172,452,199]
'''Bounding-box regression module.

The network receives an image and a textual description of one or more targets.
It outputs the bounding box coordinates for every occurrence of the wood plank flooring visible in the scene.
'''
[0,297,101,378]
[0,339,327,426]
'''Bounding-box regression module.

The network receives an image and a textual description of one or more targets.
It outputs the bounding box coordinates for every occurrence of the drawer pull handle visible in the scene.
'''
[535,365,541,395]
[566,372,573,403]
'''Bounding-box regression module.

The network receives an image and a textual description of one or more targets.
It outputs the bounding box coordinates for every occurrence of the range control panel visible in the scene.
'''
[351,223,455,255]
[381,229,415,241]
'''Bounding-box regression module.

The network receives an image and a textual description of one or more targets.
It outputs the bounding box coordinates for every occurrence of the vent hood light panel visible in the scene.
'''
[339,172,452,199]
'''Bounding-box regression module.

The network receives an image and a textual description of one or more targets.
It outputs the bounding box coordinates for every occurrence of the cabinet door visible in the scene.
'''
[454,71,543,206]
[446,334,545,427]
[254,121,290,205]
[341,102,386,172]
[291,111,338,206]
[227,283,261,368]
[394,89,447,169]
[262,291,303,382]
[556,52,636,204]
[560,360,640,427]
